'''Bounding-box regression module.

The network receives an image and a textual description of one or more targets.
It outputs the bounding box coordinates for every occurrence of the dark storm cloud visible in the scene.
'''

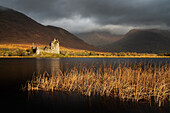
[66,0,170,26]
[0,0,170,33]
[0,0,71,19]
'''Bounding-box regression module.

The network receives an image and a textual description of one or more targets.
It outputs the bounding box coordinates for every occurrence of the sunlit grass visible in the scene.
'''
[23,63,170,107]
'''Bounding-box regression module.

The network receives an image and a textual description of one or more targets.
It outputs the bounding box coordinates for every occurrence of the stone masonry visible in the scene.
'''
[32,38,60,55]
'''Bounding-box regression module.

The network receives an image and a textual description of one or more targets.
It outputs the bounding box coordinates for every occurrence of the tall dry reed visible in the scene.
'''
[24,62,170,107]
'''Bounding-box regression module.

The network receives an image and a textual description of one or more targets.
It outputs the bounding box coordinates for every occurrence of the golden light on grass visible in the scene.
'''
[0,44,33,50]
[23,63,170,107]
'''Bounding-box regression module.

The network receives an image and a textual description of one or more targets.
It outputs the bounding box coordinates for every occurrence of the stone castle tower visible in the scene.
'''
[50,38,60,54]
[32,38,60,55]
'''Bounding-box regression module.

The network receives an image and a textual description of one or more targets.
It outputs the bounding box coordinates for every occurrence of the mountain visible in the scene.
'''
[76,31,123,47]
[0,6,98,51]
[102,29,170,53]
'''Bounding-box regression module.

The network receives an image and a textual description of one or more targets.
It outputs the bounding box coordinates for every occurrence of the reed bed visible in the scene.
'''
[24,63,170,107]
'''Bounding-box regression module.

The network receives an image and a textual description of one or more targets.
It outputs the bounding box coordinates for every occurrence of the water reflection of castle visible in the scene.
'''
[36,58,60,75]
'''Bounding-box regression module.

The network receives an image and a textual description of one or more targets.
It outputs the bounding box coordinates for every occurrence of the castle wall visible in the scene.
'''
[36,46,60,55]
[34,38,60,55]
[36,49,59,55]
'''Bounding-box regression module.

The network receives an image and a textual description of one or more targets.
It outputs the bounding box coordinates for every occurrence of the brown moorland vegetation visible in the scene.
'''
[0,6,99,51]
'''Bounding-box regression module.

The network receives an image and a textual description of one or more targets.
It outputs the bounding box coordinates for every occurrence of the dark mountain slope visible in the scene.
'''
[76,31,123,47]
[0,6,98,51]
[102,29,170,53]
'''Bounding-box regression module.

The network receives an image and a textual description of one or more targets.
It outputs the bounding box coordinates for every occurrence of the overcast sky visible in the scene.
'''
[0,0,170,34]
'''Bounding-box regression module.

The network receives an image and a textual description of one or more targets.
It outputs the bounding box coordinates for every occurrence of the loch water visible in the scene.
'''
[0,58,169,113]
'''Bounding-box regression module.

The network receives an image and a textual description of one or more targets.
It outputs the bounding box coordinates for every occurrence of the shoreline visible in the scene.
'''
[68,55,170,58]
[0,55,170,58]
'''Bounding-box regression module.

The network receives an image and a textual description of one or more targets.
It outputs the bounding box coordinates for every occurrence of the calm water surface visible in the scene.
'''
[0,58,169,113]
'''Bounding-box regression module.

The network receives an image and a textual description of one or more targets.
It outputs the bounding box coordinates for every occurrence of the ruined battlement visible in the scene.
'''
[32,38,60,55]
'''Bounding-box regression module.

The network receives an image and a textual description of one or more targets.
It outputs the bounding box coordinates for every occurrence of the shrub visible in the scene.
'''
[120,52,126,56]
[112,53,116,56]
[164,53,170,56]
[84,50,89,56]
[12,51,18,56]
[4,48,9,51]
[0,52,2,56]
[89,51,96,56]
[8,51,12,56]
[16,48,22,56]
[26,49,33,55]
[60,50,68,56]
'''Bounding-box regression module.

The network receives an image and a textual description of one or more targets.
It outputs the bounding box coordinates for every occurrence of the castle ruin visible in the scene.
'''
[32,38,60,55]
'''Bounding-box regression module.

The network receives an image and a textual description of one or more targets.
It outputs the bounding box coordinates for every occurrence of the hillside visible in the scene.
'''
[102,29,170,53]
[0,6,98,51]
[76,31,123,47]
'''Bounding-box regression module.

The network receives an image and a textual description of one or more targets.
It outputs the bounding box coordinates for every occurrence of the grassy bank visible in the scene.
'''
[0,44,170,58]
[23,63,170,107]
[0,55,170,58]
[0,48,170,58]
[68,55,170,58]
